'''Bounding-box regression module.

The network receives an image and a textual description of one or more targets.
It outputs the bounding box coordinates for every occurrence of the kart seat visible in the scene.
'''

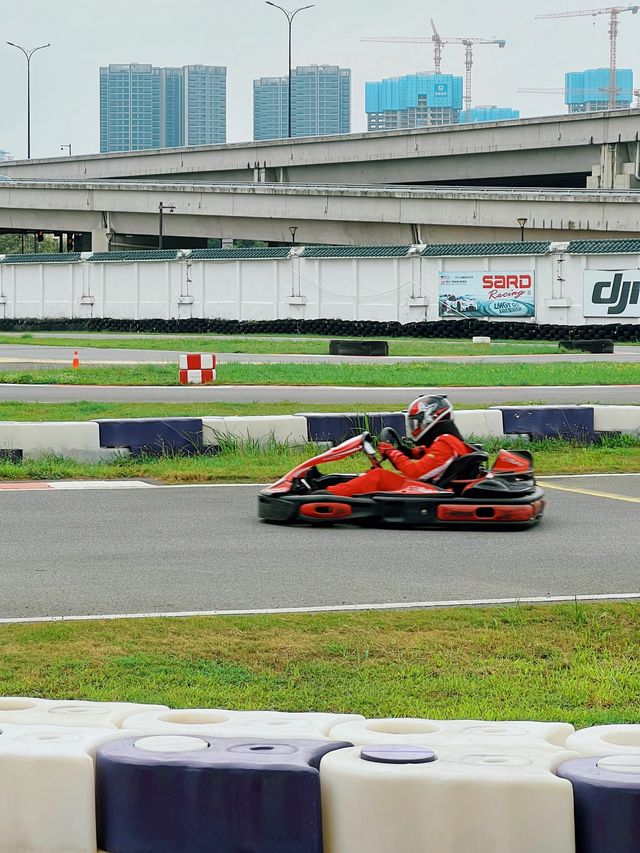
[432,451,489,489]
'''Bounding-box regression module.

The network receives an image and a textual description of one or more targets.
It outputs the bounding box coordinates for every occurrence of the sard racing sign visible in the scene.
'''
[439,271,535,319]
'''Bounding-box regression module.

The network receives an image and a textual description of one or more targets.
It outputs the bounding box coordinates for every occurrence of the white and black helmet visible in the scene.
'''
[406,395,454,443]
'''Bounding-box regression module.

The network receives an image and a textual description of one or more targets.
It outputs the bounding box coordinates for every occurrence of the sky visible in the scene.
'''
[1,0,639,159]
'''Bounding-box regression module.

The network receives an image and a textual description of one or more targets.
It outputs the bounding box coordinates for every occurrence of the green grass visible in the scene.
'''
[2,361,639,387]
[0,400,540,422]
[1,604,639,726]
[0,333,569,357]
[1,436,638,484]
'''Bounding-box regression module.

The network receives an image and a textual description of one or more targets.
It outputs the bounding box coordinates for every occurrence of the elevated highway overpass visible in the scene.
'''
[1,181,639,246]
[2,111,640,190]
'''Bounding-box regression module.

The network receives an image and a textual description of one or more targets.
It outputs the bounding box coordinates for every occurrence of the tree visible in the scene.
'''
[0,233,62,255]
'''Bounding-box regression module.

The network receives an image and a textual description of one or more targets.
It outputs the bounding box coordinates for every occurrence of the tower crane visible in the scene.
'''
[361,20,506,110]
[535,5,639,109]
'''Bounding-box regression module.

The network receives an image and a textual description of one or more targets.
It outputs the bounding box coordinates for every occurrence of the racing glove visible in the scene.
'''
[377,441,395,459]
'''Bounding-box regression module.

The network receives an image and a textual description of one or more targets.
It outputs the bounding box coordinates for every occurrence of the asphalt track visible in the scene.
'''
[1,343,639,366]
[0,383,637,405]
[1,475,639,620]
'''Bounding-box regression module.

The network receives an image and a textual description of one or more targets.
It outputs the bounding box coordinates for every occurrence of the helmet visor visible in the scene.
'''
[408,410,426,436]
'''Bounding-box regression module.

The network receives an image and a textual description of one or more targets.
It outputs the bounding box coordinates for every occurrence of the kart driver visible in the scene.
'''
[326,395,472,497]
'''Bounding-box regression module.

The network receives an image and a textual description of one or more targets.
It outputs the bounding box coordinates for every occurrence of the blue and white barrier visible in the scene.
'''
[0,407,638,461]
[0,697,637,852]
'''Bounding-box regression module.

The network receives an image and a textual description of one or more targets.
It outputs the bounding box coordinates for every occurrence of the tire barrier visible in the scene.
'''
[0,697,635,852]
[0,316,639,341]
[178,353,217,385]
[557,755,640,853]
[320,744,577,853]
[328,340,389,356]
[96,736,352,853]
[560,339,615,354]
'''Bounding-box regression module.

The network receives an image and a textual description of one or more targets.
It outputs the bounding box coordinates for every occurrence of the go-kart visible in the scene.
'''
[258,429,545,528]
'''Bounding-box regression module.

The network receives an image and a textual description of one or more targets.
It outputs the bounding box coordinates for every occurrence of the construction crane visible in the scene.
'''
[535,5,639,109]
[517,86,640,108]
[361,20,506,110]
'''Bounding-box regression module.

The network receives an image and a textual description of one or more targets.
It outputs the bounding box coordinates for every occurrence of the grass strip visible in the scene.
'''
[0,604,638,727]
[0,333,568,357]
[1,361,639,387]
[0,436,638,483]
[0,400,544,422]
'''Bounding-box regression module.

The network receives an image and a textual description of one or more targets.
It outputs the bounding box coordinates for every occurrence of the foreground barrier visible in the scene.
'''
[0,697,636,851]
[0,406,638,460]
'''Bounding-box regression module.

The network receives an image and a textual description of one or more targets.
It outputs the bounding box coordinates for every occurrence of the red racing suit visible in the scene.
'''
[327,433,471,497]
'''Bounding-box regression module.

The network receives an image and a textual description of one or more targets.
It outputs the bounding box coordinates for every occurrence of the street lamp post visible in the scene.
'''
[265,2,314,139]
[7,42,51,159]
[158,202,176,250]
[517,217,528,243]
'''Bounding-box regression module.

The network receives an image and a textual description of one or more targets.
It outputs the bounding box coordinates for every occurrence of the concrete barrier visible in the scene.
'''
[0,421,108,461]
[453,409,506,439]
[202,415,308,448]
[0,406,637,461]
[589,405,640,434]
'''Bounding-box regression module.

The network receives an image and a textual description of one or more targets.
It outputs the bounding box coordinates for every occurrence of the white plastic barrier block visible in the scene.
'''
[202,415,309,447]
[0,422,107,461]
[453,409,505,438]
[566,724,640,757]
[589,405,640,434]
[0,724,134,852]
[0,697,169,729]
[320,744,577,853]
[328,717,574,750]
[121,708,363,739]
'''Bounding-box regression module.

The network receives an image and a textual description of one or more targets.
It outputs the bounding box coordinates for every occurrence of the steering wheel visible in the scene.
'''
[378,426,414,458]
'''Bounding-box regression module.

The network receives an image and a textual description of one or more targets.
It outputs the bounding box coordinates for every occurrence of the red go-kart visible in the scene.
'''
[258,430,545,528]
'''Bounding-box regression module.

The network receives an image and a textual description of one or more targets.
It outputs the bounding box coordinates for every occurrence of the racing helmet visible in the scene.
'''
[405,395,454,443]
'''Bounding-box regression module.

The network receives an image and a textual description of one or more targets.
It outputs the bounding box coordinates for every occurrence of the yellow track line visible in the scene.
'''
[541,482,640,504]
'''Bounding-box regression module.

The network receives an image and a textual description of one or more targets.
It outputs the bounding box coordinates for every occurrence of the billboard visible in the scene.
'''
[439,272,535,319]
[583,270,640,318]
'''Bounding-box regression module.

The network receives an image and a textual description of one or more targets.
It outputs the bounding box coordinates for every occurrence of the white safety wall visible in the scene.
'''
[0,248,639,326]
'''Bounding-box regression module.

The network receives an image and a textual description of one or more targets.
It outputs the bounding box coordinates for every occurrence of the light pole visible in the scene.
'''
[158,202,175,250]
[7,42,51,159]
[60,143,72,156]
[265,2,314,139]
[517,217,528,243]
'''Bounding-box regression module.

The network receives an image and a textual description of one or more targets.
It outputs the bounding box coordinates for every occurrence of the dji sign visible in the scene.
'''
[583,270,640,318]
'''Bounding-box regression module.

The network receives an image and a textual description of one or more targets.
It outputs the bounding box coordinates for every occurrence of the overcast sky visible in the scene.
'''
[1,0,638,159]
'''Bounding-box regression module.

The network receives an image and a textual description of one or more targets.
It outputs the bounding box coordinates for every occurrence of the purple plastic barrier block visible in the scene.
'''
[301,412,405,445]
[557,755,640,853]
[498,406,596,441]
[96,735,352,853]
[97,418,204,457]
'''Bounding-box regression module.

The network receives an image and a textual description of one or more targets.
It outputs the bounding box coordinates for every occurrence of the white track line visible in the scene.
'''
[1,592,639,625]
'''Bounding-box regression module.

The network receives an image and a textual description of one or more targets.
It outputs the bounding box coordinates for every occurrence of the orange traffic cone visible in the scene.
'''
[72,350,80,369]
